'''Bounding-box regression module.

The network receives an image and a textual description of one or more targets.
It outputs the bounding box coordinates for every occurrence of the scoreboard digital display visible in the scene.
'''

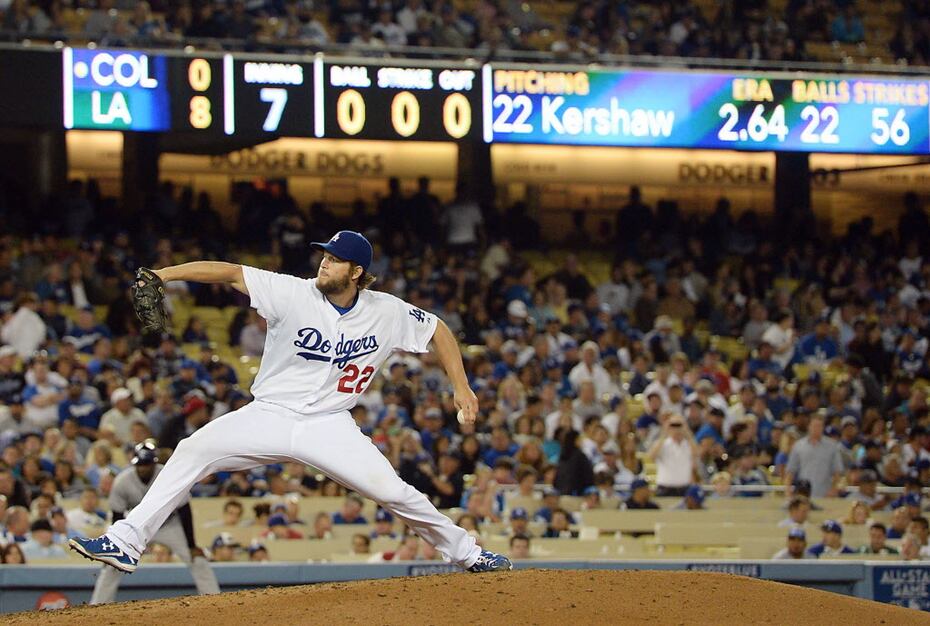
[63,48,170,131]
[321,62,480,141]
[6,45,927,155]
[486,67,930,154]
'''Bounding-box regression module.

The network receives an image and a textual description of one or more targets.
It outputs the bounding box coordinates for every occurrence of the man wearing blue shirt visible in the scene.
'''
[331,493,369,525]
[795,317,839,366]
[807,520,856,557]
[58,376,101,435]
[482,427,519,468]
[694,407,726,448]
[63,307,112,355]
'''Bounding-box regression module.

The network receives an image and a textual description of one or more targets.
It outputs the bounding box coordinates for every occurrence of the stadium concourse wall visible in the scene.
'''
[0,561,928,613]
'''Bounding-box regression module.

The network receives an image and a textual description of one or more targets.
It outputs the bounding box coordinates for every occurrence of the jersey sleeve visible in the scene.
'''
[241,265,300,326]
[393,299,438,354]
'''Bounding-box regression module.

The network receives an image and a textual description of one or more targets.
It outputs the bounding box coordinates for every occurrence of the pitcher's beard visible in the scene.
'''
[318,273,351,295]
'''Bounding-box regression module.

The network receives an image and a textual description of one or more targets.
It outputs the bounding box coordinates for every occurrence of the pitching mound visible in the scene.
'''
[6,569,930,625]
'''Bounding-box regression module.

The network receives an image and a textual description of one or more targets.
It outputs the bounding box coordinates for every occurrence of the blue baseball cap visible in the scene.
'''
[375,509,394,523]
[511,507,528,520]
[685,484,704,503]
[822,519,842,534]
[268,513,289,527]
[631,478,649,491]
[583,486,599,497]
[211,532,239,549]
[311,231,373,271]
[788,527,806,540]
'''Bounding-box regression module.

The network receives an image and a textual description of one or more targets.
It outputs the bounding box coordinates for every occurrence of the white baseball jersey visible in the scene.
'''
[241,266,437,414]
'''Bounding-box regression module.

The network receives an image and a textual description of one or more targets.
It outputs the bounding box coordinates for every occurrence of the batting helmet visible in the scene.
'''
[131,441,159,466]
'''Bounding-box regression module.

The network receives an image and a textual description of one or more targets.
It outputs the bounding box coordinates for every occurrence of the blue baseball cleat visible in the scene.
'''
[69,535,139,573]
[467,549,513,573]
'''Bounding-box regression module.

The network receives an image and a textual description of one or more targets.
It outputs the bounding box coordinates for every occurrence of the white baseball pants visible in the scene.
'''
[91,520,220,604]
[106,401,480,567]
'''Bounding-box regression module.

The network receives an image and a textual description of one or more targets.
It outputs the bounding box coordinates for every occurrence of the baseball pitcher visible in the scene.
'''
[71,231,511,573]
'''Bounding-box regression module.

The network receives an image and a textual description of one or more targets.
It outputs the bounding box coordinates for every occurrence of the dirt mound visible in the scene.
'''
[6,569,929,625]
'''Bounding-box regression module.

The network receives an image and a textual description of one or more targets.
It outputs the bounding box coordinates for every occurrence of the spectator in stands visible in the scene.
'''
[778,496,811,528]
[886,506,911,540]
[730,443,770,496]
[623,478,659,510]
[806,520,856,558]
[205,499,244,529]
[65,486,108,537]
[785,413,844,498]
[210,532,239,562]
[248,543,269,562]
[709,471,734,498]
[2,506,31,543]
[859,523,899,556]
[239,310,266,357]
[907,516,930,558]
[647,414,697,497]
[901,533,923,561]
[441,183,483,252]
[509,534,530,559]
[332,493,368,525]
[674,484,705,510]
[159,395,211,451]
[310,511,334,540]
[429,449,464,509]
[543,508,578,539]
[64,307,111,355]
[0,543,25,564]
[22,356,65,432]
[554,429,594,496]
[99,388,146,447]
[2,294,46,359]
[46,505,73,540]
[151,543,174,563]
[262,513,304,540]
[372,7,406,46]
[842,501,873,527]
[370,509,398,540]
[351,533,371,555]
[568,341,611,397]
[848,469,887,510]
[772,526,808,560]
[483,426,519,468]
[795,316,839,367]
[831,5,865,43]
[20,519,66,561]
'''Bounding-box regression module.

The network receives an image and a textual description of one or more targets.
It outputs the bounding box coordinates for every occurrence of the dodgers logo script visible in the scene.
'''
[293,327,379,369]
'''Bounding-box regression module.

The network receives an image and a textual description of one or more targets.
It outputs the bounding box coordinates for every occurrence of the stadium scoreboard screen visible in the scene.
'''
[4,46,930,154]
[321,62,480,141]
[487,67,930,154]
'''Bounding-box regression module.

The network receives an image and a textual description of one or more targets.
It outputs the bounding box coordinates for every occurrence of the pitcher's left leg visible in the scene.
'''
[295,413,481,568]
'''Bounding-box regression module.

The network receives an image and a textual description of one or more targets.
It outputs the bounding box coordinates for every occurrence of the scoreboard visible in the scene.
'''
[321,62,480,141]
[7,45,930,154]
[487,67,930,154]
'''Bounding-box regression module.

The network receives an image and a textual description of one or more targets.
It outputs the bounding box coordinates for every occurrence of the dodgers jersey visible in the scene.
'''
[241,266,437,414]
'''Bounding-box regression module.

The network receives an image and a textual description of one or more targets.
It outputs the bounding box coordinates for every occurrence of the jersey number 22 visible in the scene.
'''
[337,364,374,394]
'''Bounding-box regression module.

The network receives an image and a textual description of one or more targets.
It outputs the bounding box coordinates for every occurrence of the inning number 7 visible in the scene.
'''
[260,88,288,132]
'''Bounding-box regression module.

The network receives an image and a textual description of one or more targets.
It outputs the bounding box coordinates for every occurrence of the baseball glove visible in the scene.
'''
[131,268,170,334]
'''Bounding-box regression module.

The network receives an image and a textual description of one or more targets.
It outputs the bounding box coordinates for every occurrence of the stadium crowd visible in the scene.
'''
[0,175,930,563]
[0,0,925,65]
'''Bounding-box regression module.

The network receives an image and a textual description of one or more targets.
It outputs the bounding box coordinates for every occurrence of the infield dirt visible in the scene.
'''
[5,569,930,625]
